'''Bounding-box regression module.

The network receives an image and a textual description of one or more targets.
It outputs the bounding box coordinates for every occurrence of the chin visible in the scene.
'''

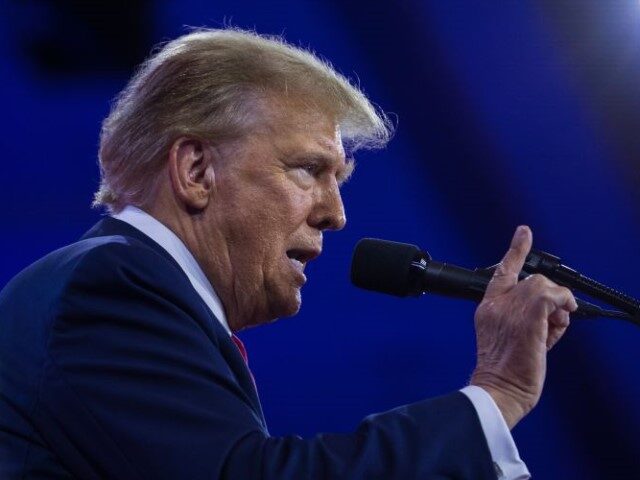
[271,288,302,319]
[243,294,300,330]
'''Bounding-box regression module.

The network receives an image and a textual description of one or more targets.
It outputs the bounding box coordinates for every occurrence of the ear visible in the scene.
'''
[167,137,215,211]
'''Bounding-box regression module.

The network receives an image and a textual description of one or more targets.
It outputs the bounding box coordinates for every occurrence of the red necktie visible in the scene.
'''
[231,334,256,388]
[231,334,249,365]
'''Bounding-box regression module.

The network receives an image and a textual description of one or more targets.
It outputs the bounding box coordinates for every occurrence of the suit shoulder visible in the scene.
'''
[61,235,192,298]
[1,234,185,307]
[70,234,182,277]
[44,234,212,346]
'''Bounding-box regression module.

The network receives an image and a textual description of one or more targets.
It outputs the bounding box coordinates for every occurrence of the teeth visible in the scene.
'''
[290,258,304,269]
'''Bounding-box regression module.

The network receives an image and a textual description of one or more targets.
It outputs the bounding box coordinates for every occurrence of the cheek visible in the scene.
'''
[280,181,315,217]
[220,180,313,260]
[285,193,313,223]
[245,185,312,234]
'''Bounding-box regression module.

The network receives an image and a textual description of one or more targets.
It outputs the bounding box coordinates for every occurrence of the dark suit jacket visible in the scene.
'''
[0,217,496,479]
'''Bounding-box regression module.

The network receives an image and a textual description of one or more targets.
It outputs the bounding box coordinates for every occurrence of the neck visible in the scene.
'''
[144,196,250,331]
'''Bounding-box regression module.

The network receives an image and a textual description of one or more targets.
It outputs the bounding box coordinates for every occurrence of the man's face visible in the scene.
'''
[200,99,352,330]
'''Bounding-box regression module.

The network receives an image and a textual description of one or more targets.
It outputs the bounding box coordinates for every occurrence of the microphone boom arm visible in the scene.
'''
[523,249,640,321]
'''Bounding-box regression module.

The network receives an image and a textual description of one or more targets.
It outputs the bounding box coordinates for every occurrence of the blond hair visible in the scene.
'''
[94,28,393,213]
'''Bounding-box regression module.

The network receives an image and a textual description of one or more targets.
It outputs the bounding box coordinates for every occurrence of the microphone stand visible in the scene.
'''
[479,249,640,327]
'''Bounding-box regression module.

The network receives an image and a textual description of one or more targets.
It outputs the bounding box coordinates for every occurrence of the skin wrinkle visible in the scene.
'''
[113,48,574,435]
[149,98,348,332]
[469,226,579,428]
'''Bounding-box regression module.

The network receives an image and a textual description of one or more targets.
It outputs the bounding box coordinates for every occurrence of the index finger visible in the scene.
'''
[484,225,532,299]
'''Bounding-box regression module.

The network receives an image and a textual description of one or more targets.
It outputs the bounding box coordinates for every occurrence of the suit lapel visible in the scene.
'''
[81,217,267,428]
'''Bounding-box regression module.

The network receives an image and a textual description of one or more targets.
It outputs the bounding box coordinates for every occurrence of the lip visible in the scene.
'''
[286,247,322,264]
[288,256,307,285]
[285,246,321,285]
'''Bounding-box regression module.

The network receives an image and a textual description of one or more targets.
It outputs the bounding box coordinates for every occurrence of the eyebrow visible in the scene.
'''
[294,154,356,186]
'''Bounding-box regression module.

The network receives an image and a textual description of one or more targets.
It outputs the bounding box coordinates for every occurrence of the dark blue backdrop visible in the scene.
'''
[2,1,639,477]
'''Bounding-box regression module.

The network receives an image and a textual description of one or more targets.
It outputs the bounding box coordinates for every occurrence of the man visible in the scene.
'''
[0,28,576,478]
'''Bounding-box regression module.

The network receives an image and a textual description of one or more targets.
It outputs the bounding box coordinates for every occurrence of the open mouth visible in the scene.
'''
[285,248,320,267]
[285,248,321,281]
[286,250,307,271]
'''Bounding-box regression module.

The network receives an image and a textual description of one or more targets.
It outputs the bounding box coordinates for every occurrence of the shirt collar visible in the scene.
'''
[112,205,232,336]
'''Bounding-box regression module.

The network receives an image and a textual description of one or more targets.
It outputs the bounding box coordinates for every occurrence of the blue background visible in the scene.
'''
[2,1,640,477]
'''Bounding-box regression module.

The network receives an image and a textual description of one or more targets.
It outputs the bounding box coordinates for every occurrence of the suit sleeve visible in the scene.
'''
[36,241,496,479]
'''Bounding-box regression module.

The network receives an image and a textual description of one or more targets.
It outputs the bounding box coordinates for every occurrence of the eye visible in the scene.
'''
[298,163,321,176]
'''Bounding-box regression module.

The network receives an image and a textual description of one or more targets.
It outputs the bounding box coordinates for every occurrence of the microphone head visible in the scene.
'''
[350,238,427,297]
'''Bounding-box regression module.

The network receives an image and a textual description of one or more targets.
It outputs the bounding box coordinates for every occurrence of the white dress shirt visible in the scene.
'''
[113,206,231,336]
[112,205,530,479]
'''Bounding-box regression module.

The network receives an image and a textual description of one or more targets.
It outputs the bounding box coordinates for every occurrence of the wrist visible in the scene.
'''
[470,373,535,429]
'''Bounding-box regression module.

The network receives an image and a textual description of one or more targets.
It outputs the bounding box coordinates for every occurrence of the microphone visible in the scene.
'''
[350,238,639,324]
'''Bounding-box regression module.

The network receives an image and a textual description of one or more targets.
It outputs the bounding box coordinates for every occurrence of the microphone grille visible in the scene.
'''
[350,238,424,297]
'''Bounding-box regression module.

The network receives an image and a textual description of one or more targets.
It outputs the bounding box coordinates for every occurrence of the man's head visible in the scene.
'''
[94,28,392,330]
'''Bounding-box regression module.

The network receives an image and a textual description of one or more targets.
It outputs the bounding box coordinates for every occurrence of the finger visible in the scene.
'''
[552,285,578,313]
[519,275,578,311]
[547,309,570,350]
[549,307,571,329]
[528,284,578,318]
[484,225,532,299]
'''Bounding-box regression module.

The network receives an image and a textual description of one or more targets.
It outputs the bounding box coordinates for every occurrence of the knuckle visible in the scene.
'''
[476,300,500,321]
[528,273,546,285]
[526,274,557,290]
[492,262,510,277]
[475,301,491,318]
[520,274,542,291]
[559,286,573,299]
[537,291,554,303]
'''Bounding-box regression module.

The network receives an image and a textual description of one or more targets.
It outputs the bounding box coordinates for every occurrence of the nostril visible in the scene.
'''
[323,214,346,232]
[316,219,330,231]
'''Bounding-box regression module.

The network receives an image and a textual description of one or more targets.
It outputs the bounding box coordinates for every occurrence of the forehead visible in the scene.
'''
[254,96,347,161]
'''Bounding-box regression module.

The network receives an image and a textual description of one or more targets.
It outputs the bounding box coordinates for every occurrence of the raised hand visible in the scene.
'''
[470,226,578,429]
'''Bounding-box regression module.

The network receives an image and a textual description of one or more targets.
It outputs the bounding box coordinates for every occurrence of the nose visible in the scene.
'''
[309,181,347,232]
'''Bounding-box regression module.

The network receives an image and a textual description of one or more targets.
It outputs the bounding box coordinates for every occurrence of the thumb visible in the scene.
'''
[484,226,532,299]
